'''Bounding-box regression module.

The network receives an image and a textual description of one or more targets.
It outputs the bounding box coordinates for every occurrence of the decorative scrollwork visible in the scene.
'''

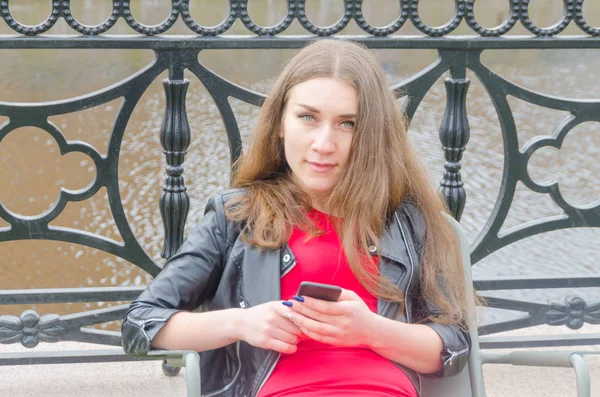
[0,120,102,221]
[0,58,166,277]
[521,116,600,212]
[0,310,66,348]
[547,297,600,330]
[467,55,600,265]
[1,0,599,37]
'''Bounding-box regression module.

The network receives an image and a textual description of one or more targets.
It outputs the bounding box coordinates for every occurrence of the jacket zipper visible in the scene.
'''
[238,298,281,397]
[253,258,296,395]
[443,345,469,367]
[126,316,168,343]
[252,351,280,397]
[203,342,243,397]
[395,212,420,395]
[395,212,414,324]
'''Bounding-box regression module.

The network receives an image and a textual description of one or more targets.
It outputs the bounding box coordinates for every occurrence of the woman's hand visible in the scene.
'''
[283,288,378,347]
[238,301,305,354]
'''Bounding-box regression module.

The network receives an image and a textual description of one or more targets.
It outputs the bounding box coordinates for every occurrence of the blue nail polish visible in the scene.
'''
[282,301,293,307]
[293,295,305,303]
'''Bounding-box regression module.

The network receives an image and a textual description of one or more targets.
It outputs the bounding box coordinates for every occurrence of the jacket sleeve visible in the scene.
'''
[121,193,228,357]
[422,319,470,377]
[403,203,471,378]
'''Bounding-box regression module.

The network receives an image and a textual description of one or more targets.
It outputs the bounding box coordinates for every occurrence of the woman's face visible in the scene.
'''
[280,77,357,205]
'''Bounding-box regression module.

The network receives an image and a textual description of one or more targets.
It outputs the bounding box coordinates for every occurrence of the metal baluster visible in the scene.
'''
[158,52,191,377]
[439,57,470,221]
[159,54,191,259]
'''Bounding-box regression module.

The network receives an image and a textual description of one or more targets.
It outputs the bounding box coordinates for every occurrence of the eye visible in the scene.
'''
[341,120,355,129]
[299,114,315,123]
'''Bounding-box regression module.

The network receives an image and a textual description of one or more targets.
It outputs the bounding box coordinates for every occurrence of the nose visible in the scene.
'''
[311,124,336,154]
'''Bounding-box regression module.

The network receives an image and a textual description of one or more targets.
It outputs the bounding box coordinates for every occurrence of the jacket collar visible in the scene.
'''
[280,213,410,268]
[376,213,409,267]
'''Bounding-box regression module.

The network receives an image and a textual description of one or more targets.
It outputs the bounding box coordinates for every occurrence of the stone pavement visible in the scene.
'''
[1,324,598,397]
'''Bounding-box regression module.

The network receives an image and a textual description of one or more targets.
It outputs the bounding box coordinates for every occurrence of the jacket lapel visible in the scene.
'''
[240,245,281,307]
[376,214,410,316]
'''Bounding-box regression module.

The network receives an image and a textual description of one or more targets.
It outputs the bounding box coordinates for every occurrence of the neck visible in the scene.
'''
[308,191,333,215]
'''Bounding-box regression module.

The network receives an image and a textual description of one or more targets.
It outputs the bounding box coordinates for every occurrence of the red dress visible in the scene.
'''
[257,210,418,397]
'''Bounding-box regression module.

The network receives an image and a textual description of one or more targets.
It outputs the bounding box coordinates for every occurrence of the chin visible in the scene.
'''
[304,182,336,195]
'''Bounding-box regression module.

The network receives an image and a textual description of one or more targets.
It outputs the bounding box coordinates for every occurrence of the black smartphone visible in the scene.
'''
[296,281,342,302]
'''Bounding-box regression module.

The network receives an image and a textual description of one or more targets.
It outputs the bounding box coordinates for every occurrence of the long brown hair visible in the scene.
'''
[227,40,468,325]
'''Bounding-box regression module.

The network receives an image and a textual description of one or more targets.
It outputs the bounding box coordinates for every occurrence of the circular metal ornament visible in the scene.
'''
[354,0,409,36]
[121,0,179,36]
[238,0,296,36]
[296,0,354,36]
[519,0,574,37]
[574,0,600,36]
[0,0,60,36]
[180,0,237,36]
[62,0,122,36]
[464,0,520,37]
[409,0,466,37]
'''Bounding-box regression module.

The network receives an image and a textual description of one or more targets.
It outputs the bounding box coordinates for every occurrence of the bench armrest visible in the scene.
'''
[145,350,201,397]
[480,351,599,397]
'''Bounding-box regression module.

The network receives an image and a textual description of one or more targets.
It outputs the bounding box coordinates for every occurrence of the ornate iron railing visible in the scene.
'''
[0,0,599,37]
[0,0,599,366]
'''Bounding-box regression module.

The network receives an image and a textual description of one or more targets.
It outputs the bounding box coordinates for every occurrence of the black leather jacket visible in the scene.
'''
[122,189,470,397]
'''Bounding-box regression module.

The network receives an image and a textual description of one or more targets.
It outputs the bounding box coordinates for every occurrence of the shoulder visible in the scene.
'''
[207,187,249,209]
[204,187,249,217]
[203,187,248,246]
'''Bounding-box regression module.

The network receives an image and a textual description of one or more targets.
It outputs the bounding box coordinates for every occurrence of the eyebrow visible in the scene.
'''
[296,103,357,119]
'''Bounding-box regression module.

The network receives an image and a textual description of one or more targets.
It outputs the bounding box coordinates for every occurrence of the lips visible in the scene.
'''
[307,161,335,173]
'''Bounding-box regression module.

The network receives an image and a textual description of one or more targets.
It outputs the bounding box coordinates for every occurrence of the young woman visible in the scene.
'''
[122,40,471,397]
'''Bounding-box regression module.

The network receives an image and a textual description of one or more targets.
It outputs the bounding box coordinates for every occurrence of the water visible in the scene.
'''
[0,0,599,331]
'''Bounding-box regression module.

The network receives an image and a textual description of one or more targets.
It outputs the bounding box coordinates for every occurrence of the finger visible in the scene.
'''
[290,310,339,338]
[296,296,346,316]
[289,299,337,323]
[269,327,300,346]
[279,309,322,340]
[338,288,361,302]
[297,326,338,346]
[275,311,305,336]
[274,303,311,336]
[266,338,298,354]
